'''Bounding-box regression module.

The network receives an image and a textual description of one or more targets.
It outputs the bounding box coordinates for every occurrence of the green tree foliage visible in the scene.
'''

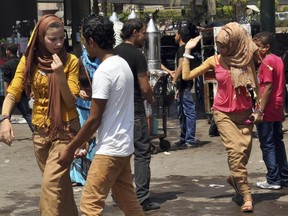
[116,0,285,27]
[215,0,248,22]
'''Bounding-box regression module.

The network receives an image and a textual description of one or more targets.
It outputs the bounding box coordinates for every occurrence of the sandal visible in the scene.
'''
[227,175,241,195]
[241,196,253,212]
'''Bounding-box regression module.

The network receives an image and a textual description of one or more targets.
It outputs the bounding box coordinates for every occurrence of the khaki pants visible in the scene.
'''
[33,119,80,216]
[80,155,144,216]
[213,110,253,197]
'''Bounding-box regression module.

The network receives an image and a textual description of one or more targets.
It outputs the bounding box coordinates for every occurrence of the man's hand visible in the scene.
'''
[57,145,75,168]
[169,71,176,78]
[250,111,263,124]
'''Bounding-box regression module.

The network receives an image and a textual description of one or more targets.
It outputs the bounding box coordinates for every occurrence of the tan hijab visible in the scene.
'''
[24,14,68,140]
[215,22,258,89]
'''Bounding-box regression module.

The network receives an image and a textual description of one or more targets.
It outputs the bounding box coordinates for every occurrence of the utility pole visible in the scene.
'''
[189,0,195,24]
[260,0,275,33]
[260,0,275,51]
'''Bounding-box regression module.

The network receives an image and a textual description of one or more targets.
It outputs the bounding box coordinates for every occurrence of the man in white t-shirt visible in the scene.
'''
[58,14,144,216]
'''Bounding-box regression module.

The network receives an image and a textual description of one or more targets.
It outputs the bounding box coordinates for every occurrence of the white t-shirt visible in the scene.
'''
[92,55,134,157]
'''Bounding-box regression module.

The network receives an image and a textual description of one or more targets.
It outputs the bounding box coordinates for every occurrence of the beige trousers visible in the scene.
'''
[80,154,144,216]
[213,110,253,197]
[33,118,80,216]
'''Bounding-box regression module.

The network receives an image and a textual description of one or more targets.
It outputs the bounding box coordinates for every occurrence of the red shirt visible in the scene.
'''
[213,61,253,113]
[258,54,285,122]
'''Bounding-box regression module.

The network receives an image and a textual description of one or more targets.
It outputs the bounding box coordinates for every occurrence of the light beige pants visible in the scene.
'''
[213,110,253,197]
[80,154,144,216]
[33,119,80,216]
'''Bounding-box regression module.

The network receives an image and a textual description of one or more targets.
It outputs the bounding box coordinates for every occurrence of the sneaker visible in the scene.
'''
[256,181,281,190]
[141,199,160,212]
[186,141,200,148]
[174,140,187,149]
[175,143,188,149]
[174,140,185,145]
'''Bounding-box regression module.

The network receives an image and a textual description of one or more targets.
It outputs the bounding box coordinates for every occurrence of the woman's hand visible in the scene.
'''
[0,120,14,146]
[51,54,65,80]
[74,142,89,158]
[79,90,90,100]
[185,35,202,52]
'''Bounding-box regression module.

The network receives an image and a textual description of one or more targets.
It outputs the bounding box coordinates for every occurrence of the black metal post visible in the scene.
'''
[260,0,275,33]
[260,0,275,51]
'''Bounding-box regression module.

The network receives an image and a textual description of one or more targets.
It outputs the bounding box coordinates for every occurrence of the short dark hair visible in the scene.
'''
[6,44,18,55]
[178,26,191,43]
[120,18,144,40]
[81,14,115,49]
[253,31,274,47]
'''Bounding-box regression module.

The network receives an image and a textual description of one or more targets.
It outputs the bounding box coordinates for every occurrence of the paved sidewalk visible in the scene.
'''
[1,104,288,215]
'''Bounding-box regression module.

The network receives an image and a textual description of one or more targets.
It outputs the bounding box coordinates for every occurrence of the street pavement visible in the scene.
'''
[0,102,288,216]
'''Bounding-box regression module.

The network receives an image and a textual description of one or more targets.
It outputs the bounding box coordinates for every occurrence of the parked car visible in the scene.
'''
[275,12,288,20]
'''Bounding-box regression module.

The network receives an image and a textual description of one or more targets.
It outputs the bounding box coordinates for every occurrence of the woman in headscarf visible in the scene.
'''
[181,22,262,212]
[0,14,80,215]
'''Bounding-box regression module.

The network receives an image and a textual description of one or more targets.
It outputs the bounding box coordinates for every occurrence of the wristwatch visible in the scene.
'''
[0,115,10,123]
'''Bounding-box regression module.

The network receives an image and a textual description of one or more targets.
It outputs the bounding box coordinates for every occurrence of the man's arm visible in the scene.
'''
[251,82,272,123]
[161,64,175,77]
[138,72,154,104]
[259,82,272,112]
[172,57,184,85]
[57,98,107,167]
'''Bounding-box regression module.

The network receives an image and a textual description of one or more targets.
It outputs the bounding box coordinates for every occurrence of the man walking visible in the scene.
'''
[115,18,160,211]
[58,14,144,215]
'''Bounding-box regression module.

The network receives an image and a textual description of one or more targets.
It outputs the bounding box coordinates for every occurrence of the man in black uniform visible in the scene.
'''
[114,18,160,212]
[2,44,34,132]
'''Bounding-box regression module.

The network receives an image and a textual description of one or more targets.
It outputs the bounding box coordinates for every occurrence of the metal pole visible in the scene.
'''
[260,0,275,33]
[260,0,275,51]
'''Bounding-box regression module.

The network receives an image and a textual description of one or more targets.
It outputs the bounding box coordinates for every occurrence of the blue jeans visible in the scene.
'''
[257,122,288,185]
[134,114,151,204]
[177,88,196,144]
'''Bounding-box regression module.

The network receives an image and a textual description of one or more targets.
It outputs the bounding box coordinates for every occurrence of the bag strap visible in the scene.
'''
[84,66,92,87]
[81,57,92,87]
